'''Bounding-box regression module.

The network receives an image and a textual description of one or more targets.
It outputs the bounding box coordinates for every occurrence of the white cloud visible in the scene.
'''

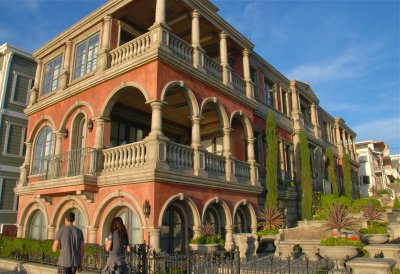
[353,117,400,146]
[286,42,384,84]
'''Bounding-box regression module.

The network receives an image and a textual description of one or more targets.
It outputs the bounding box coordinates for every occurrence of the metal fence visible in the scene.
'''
[2,243,349,274]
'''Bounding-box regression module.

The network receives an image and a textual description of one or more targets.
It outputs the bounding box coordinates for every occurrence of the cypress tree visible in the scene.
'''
[299,130,312,220]
[343,153,353,199]
[265,112,278,208]
[326,147,338,196]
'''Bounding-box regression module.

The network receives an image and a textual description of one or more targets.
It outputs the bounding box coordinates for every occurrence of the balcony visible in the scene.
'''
[107,28,252,101]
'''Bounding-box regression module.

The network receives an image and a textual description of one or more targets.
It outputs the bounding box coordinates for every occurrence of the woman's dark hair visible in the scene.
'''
[110,217,128,243]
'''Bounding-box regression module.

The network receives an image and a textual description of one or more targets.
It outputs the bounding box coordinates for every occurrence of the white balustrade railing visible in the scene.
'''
[110,33,152,67]
[205,152,225,176]
[102,141,146,171]
[166,142,194,170]
[231,72,246,94]
[233,159,250,180]
[204,55,222,81]
[168,33,193,66]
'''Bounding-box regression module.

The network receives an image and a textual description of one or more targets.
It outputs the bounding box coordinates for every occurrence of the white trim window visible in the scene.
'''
[42,55,63,95]
[3,121,26,157]
[31,127,54,175]
[10,71,33,106]
[73,33,100,79]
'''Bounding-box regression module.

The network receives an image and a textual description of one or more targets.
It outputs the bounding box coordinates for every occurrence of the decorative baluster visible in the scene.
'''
[135,145,140,166]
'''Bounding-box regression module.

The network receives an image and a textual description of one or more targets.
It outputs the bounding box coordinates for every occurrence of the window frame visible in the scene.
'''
[41,54,63,96]
[31,126,54,175]
[2,121,26,158]
[72,33,100,80]
[10,71,33,106]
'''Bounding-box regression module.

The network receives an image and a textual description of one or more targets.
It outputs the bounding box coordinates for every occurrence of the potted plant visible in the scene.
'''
[189,222,224,253]
[359,202,389,244]
[319,203,360,269]
[257,206,284,251]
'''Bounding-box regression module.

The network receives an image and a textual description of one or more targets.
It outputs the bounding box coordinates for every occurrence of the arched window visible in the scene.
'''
[30,210,47,240]
[32,127,54,174]
[116,208,142,245]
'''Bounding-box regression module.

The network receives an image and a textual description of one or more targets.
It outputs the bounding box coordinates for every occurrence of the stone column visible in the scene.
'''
[148,100,164,137]
[19,141,32,186]
[352,137,357,159]
[191,10,204,70]
[16,225,23,238]
[148,228,161,252]
[335,125,343,157]
[59,40,72,89]
[342,130,349,155]
[223,127,232,181]
[191,116,203,176]
[242,49,253,98]
[54,131,64,155]
[47,225,55,240]
[348,134,354,160]
[98,16,112,72]
[224,225,234,251]
[310,103,320,138]
[88,226,98,244]
[193,225,201,238]
[94,118,105,150]
[219,32,230,86]
[154,0,166,24]
[247,137,258,185]
[29,59,42,106]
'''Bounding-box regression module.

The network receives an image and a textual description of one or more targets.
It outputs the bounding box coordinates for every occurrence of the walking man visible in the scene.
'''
[52,211,84,274]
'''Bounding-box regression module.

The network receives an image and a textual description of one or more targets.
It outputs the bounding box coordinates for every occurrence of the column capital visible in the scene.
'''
[192,9,200,18]
[35,59,43,65]
[223,127,232,134]
[219,31,228,39]
[104,15,112,22]
[65,39,73,46]
[147,99,166,107]
[242,48,250,56]
[190,115,201,123]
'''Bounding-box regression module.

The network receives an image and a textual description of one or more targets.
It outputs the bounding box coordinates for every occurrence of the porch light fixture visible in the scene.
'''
[143,199,151,218]
[87,119,94,132]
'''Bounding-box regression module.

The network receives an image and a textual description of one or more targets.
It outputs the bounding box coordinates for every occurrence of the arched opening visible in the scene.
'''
[59,208,87,240]
[105,86,151,148]
[101,206,143,245]
[199,100,225,155]
[233,205,252,234]
[160,198,198,253]
[28,210,47,240]
[230,116,247,161]
[203,204,227,238]
[31,126,54,175]
[161,205,186,253]
[162,86,193,145]
[69,113,86,176]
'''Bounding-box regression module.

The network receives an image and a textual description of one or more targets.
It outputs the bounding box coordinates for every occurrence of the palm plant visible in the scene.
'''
[257,207,284,230]
[324,203,357,233]
[362,202,384,222]
[201,221,215,236]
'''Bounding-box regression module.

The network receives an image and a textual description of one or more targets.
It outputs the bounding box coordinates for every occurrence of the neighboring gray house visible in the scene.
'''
[0,43,35,233]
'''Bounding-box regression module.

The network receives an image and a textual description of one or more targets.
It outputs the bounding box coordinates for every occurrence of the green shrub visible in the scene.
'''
[190,235,224,246]
[351,198,381,212]
[378,189,388,195]
[326,147,338,196]
[343,154,353,199]
[393,198,400,209]
[320,236,363,249]
[359,221,388,234]
[257,228,279,236]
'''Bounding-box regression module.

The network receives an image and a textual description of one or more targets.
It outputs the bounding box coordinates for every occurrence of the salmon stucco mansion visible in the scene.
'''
[15,0,359,251]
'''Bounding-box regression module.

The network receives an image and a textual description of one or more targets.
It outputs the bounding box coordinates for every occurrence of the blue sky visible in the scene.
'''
[1,0,399,153]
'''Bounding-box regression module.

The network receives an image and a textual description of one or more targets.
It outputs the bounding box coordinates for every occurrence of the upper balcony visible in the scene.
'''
[27,0,256,115]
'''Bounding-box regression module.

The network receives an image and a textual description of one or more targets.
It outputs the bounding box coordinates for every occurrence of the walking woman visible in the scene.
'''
[101,217,131,274]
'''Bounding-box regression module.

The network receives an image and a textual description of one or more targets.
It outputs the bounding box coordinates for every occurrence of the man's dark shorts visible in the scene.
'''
[57,266,78,274]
